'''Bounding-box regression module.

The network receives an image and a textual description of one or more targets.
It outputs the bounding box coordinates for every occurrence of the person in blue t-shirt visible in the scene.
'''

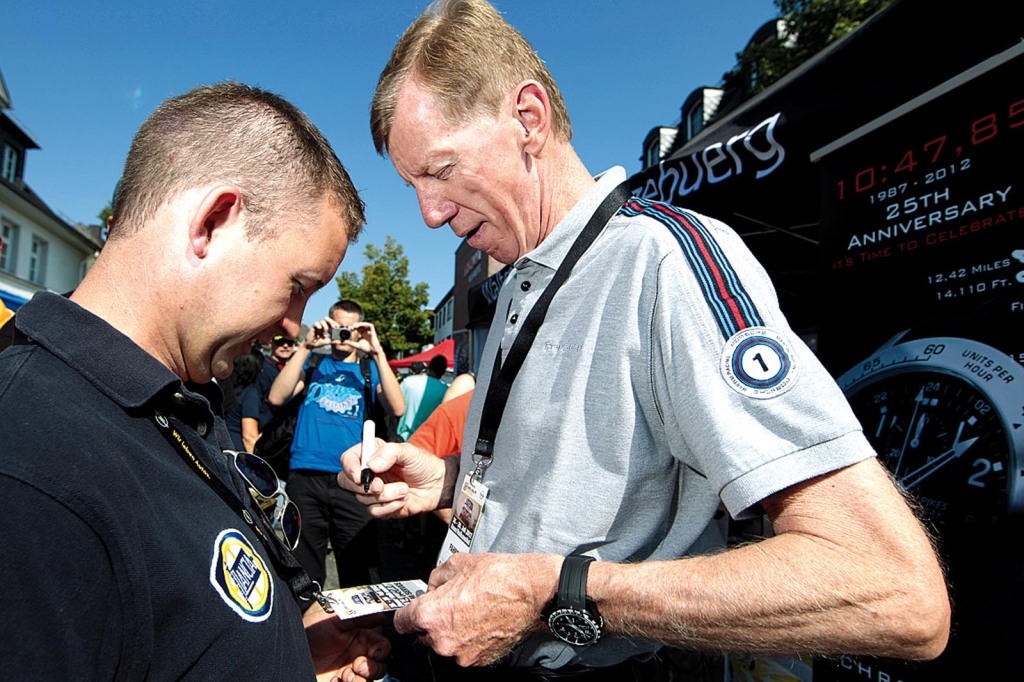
[268,299,404,588]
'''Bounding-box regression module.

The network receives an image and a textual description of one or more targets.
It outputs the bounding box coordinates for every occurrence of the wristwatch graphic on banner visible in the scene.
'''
[545,555,603,646]
[837,330,1024,527]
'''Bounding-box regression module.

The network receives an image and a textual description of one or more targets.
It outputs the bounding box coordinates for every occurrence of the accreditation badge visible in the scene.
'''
[436,474,489,566]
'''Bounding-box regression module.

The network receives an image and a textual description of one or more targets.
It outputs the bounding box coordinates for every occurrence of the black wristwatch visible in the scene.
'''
[545,555,603,646]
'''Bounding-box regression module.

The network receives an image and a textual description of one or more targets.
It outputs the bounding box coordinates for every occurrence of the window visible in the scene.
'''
[644,138,661,168]
[2,145,18,183]
[0,219,17,272]
[686,102,705,140]
[29,236,47,284]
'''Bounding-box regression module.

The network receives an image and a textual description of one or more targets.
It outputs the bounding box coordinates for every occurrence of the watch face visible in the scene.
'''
[547,608,602,646]
[847,370,1013,527]
[839,336,1024,530]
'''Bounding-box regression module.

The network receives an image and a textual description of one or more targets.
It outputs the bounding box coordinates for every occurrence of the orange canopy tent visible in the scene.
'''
[388,338,454,371]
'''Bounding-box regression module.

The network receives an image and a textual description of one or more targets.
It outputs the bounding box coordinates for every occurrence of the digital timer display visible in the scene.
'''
[834,98,1024,200]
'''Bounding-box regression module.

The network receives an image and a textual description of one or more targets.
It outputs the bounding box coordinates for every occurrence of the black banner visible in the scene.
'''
[816,46,1024,681]
[628,0,1024,334]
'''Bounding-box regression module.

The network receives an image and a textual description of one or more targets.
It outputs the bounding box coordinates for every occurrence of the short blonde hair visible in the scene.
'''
[111,81,365,243]
[370,0,572,156]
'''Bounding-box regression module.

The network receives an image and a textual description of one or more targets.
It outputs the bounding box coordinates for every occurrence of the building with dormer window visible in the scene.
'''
[1,68,104,312]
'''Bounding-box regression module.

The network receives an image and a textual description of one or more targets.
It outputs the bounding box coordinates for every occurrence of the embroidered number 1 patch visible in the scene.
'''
[720,327,799,399]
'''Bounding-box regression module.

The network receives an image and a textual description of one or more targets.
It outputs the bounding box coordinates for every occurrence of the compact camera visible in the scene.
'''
[330,326,353,342]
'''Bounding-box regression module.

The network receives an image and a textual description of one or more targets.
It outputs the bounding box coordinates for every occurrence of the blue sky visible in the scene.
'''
[2,0,778,326]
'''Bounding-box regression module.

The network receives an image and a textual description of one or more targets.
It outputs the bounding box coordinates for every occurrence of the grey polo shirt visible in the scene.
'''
[459,167,875,668]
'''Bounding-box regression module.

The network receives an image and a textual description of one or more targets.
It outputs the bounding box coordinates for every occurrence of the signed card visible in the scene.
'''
[323,579,427,620]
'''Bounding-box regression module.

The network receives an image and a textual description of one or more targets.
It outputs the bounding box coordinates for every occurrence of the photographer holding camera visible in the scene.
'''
[269,299,404,589]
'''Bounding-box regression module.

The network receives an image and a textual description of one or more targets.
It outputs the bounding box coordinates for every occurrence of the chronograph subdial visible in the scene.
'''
[838,334,1024,530]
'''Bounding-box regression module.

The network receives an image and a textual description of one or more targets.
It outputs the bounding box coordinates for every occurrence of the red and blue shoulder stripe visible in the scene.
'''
[620,198,763,339]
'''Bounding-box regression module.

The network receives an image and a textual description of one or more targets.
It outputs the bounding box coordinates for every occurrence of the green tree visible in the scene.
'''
[98,202,113,225]
[736,0,894,95]
[335,236,433,357]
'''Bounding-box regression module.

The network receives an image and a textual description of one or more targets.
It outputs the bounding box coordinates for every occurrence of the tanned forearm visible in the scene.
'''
[241,417,260,452]
[586,459,949,660]
[268,343,311,406]
[373,351,405,418]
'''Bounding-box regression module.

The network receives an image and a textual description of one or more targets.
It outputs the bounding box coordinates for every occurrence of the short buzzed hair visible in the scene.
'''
[370,0,572,156]
[329,299,365,321]
[110,81,365,243]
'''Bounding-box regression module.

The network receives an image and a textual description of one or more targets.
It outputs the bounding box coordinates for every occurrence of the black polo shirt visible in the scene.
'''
[0,292,314,679]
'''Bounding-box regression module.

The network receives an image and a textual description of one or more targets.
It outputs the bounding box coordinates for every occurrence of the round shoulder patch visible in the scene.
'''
[720,327,800,399]
[209,528,274,622]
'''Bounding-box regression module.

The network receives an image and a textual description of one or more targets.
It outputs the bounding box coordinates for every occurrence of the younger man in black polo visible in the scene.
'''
[0,82,388,680]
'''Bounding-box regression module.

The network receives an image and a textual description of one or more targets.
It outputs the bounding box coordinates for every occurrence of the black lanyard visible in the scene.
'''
[151,409,332,612]
[472,182,631,481]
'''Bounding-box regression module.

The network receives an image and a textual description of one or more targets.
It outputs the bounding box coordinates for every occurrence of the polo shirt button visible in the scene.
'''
[521,281,531,291]
[510,313,519,324]
[197,422,208,437]
[173,392,187,405]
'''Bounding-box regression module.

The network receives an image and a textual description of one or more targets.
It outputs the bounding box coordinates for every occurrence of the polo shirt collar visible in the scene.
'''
[16,291,184,410]
[514,166,628,271]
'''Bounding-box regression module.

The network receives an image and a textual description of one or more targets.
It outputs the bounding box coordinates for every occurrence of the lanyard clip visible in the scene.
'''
[471,455,491,483]
[316,591,336,614]
[308,581,335,614]
[472,438,493,483]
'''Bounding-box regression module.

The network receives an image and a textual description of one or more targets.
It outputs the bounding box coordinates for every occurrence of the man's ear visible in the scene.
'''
[513,81,551,156]
[189,186,243,259]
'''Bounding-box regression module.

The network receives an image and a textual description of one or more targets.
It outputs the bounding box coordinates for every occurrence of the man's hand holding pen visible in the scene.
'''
[338,439,456,519]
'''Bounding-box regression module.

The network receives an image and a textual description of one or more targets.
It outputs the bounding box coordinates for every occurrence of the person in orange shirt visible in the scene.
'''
[409,389,471,457]
[408,388,473,525]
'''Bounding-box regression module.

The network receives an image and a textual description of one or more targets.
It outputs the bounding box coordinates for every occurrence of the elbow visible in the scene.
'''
[893,597,950,661]
[885,566,951,660]
[389,397,406,418]
[905,585,951,660]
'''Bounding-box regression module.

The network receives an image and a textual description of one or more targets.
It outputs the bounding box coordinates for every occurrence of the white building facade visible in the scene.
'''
[1,69,102,312]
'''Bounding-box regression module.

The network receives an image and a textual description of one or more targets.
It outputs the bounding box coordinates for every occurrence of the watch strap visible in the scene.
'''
[557,555,594,610]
